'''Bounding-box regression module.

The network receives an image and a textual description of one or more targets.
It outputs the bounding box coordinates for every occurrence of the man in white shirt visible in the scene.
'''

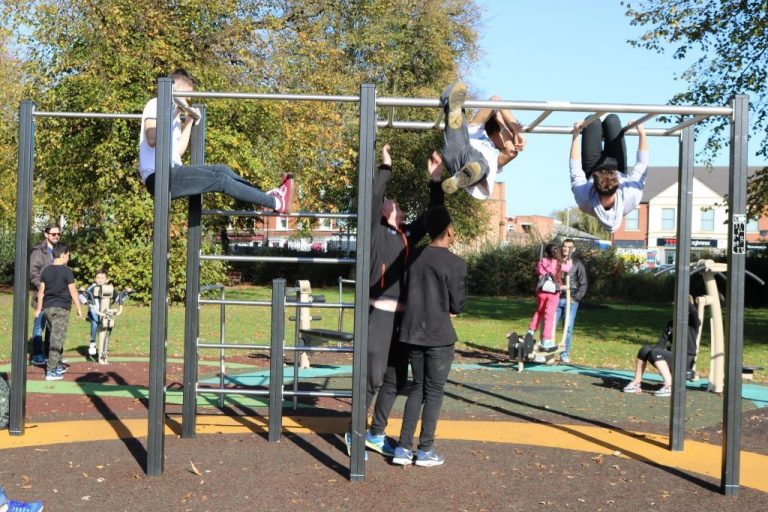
[569,115,648,232]
[139,68,292,212]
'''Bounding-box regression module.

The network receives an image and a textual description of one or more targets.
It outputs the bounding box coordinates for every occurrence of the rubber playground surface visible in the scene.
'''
[2,349,768,511]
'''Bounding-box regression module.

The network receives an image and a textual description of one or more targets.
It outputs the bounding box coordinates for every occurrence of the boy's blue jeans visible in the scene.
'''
[555,298,580,359]
[32,311,50,358]
[88,310,99,342]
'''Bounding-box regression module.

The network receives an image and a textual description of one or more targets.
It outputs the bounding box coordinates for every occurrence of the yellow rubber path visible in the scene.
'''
[2,416,767,493]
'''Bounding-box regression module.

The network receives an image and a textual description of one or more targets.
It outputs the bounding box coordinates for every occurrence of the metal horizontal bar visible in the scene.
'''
[201,209,357,219]
[199,299,272,307]
[290,301,355,309]
[197,342,270,350]
[200,283,225,293]
[196,387,269,396]
[284,390,352,398]
[33,111,142,120]
[338,278,356,284]
[664,114,712,135]
[376,96,733,116]
[285,346,352,353]
[181,91,359,102]
[623,113,658,131]
[581,112,606,129]
[380,121,681,136]
[201,255,356,264]
[524,111,552,131]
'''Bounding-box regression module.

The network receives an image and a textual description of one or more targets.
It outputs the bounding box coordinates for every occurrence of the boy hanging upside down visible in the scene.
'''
[439,82,526,199]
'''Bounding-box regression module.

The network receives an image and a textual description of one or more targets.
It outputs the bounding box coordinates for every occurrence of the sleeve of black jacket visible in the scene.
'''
[687,302,701,356]
[405,180,445,247]
[449,258,468,315]
[573,258,588,302]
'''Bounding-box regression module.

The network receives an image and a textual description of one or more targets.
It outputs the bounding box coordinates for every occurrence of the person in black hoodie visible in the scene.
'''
[622,296,701,397]
[345,144,445,458]
[391,205,468,467]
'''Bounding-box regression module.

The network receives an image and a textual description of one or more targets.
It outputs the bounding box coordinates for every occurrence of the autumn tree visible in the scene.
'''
[1,0,484,298]
[623,0,768,218]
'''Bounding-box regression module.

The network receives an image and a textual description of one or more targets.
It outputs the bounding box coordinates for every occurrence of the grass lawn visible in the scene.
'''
[1,287,766,383]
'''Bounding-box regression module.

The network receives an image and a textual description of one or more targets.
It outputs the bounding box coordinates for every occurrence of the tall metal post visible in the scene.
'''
[268,278,286,442]
[669,125,694,450]
[147,77,174,476]
[722,94,748,496]
[349,83,376,481]
[9,101,36,435]
[182,105,206,438]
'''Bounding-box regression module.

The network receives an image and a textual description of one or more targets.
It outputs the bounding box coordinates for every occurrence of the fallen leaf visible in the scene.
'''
[187,461,202,476]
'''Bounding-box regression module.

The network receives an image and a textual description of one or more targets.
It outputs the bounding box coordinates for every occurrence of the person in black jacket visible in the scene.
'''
[554,239,588,363]
[29,223,60,365]
[623,296,701,397]
[345,144,445,458]
[391,205,468,467]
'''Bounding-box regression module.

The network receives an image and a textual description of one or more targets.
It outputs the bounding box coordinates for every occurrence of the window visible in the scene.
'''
[747,218,759,232]
[624,209,639,230]
[700,209,715,232]
[661,208,675,230]
[277,217,288,230]
[320,218,333,230]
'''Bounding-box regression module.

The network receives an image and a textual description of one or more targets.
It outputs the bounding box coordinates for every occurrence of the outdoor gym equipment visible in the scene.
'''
[687,259,765,393]
[507,274,571,371]
[8,81,750,494]
[79,285,134,365]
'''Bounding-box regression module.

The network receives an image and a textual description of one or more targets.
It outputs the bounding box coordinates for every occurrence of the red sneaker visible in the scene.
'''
[267,174,293,214]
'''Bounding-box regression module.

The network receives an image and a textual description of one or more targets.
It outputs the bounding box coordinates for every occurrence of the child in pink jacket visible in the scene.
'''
[527,243,572,352]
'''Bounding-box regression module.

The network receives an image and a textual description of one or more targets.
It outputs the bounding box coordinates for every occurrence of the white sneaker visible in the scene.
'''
[88,343,97,356]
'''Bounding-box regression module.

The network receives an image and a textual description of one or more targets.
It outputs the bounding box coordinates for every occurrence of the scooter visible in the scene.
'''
[79,285,133,364]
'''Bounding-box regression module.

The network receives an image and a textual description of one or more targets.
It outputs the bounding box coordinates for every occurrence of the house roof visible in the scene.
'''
[642,165,763,203]
[553,225,598,240]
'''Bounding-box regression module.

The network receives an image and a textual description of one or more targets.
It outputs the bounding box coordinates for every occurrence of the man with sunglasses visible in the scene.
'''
[29,223,60,365]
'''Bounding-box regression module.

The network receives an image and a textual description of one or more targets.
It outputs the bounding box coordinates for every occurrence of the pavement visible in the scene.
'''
[2,355,768,511]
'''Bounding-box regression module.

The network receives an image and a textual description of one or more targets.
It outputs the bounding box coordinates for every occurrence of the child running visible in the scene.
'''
[34,244,83,381]
[525,243,571,357]
[392,205,467,467]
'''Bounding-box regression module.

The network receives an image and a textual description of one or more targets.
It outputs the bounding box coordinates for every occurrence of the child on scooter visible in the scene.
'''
[83,269,108,356]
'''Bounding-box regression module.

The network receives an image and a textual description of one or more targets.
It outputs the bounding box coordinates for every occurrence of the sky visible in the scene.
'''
[468,0,767,218]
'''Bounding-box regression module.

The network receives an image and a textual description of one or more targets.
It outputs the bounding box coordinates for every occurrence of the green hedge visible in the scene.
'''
[464,243,767,304]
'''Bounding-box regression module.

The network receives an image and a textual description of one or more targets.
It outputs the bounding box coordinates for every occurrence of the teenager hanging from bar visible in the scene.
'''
[569,115,648,232]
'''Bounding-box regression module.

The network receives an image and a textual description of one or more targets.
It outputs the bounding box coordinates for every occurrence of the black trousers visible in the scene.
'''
[369,339,409,436]
[581,113,627,177]
[397,342,455,451]
[366,308,402,411]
